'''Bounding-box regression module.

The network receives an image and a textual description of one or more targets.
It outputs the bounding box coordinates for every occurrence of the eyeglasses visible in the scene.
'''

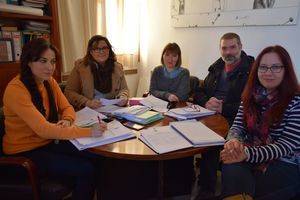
[92,46,110,53]
[258,65,284,73]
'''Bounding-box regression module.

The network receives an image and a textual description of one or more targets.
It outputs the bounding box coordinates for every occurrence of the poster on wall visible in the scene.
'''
[171,0,300,27]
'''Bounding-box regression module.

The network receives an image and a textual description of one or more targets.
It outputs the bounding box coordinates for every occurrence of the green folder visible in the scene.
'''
[124,111,164,125]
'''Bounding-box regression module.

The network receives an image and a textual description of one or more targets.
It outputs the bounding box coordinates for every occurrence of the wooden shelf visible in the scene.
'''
[0,12,52,21]
[0,0,61,106]
[0,62,20,68]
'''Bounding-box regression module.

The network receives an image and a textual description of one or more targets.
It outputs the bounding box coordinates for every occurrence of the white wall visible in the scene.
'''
[136,0,300,96]
[125,73,139,97]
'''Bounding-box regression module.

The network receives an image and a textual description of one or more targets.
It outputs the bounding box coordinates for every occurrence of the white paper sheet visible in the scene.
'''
[74,107,107,127]
[140,126,193,154]
[70,120,136,150]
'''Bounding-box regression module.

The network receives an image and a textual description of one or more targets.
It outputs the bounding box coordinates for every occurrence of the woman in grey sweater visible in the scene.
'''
[149,43,190,102]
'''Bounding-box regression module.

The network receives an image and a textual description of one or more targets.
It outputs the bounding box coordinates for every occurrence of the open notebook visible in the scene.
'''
[139,121,225,154]
[140,95,168,113]
[140,126,193,154]
[170,121,225,147]
[70,120,136,150]
[74,107,107,127]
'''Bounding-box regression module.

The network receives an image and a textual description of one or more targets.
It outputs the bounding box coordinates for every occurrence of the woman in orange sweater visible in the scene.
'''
[3,38,106,200]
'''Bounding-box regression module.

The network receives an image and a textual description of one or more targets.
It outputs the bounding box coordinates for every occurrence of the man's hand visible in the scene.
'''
[186,102,201,112]
[205,97,223,113]
[86,99,102,109]
[168,94,179,102]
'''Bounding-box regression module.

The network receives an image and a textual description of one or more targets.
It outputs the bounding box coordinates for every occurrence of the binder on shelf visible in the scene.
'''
[22,30,50,45]
[11,31,22,61]
[0,38,14,62]
[1,31,12,39]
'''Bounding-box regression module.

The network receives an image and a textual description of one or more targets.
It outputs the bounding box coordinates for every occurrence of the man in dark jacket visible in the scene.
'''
[193,33,254,199]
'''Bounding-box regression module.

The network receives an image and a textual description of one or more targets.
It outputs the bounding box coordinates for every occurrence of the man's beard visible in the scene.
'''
[222,54,239,64]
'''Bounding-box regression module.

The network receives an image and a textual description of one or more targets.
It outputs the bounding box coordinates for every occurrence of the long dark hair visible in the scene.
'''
[20,38,59,123]
[83,35,117,93]
[242,45,299,128]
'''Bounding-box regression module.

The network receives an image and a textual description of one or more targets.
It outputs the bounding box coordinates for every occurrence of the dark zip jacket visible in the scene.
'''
[194,51,254,126]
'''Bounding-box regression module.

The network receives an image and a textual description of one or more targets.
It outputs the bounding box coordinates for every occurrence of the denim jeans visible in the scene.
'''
[16,140,101,200]
[222,160,300,200]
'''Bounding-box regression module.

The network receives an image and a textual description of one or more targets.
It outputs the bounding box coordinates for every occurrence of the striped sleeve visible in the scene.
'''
[226,103,247,141]
[245,97,300,163]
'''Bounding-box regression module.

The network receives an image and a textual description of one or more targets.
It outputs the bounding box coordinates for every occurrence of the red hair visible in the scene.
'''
[242,45,299,127]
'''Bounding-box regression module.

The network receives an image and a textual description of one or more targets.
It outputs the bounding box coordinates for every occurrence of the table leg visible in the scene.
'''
[158,160,164,200]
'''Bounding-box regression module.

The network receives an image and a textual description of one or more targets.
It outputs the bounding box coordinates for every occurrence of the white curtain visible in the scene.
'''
[57,0,104,73]
[105,0,140,69]
[57,0,140,73]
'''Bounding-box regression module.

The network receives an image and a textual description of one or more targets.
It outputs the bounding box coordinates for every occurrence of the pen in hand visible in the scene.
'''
[97,115,102,125]
[92,116,108,137]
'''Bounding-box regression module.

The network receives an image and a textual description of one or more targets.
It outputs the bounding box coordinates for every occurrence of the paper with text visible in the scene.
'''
[140,126,192,154]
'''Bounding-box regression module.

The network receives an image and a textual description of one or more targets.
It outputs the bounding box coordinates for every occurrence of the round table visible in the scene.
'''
[89,113,229,199]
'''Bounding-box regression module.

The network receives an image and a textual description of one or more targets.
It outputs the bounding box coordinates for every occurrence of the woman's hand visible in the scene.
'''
[86,99,102,109]
[221,139,247,164]
[168,94,179,102]
[91,121,107,137]
[117,97,128,106]
[56,119,72,128]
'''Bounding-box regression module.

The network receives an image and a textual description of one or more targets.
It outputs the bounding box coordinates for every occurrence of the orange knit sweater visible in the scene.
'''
[3,76,91,155]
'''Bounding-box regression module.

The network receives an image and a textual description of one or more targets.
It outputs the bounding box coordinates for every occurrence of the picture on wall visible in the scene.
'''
[171,0,300,27]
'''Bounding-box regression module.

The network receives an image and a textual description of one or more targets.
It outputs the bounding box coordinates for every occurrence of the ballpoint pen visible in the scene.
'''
[97,115,102,124]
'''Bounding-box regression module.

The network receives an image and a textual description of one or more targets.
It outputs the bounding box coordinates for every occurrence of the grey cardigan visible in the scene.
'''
[149,65,190,101]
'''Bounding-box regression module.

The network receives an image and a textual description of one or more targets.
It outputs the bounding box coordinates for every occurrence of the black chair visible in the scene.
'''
[189,76,202,102]
[59,81,67,93]
[0,108,72,200]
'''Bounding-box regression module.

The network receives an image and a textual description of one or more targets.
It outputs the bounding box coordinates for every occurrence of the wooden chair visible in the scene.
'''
[0,108,72,200]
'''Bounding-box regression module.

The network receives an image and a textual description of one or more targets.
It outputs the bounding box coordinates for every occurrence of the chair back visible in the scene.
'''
[189,76,200,97]
[0,107,4,156]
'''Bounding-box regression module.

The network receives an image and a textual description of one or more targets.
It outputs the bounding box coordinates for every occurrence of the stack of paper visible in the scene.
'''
[165,106,215,120]
[113,105,164,125]
[140,95,168,113]
[140,126,193,154]
[70,120,136,150]
[113,105,151,116]
[0,3,43,16]
[170,121,225,147]
[74,107,107,127]
[139,121,225,154]
[95,105,123,114]
[97,98,122,106]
